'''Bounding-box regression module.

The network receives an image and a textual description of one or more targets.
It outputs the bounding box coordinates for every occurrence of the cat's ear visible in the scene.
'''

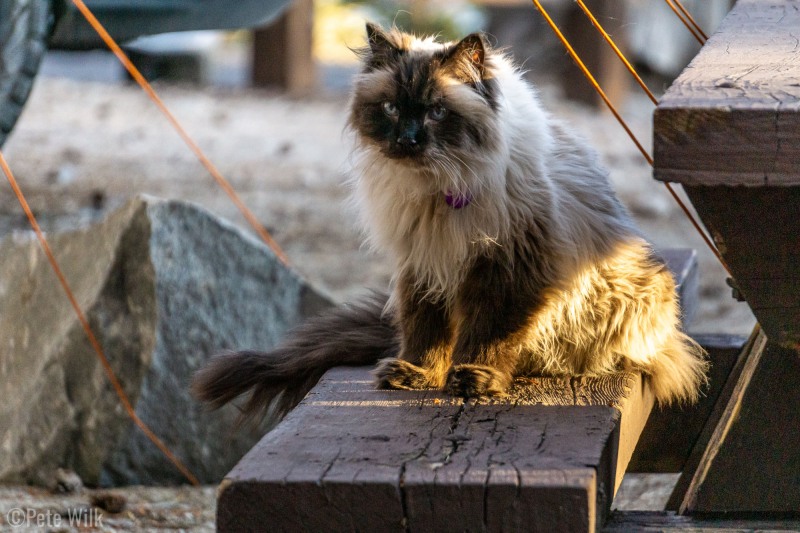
[366,22,394,55]
[361,22,402,69]
[443,33,488,82]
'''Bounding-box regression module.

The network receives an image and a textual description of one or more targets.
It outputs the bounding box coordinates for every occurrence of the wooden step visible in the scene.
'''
[218,367,652,532]
[216,249,698,532]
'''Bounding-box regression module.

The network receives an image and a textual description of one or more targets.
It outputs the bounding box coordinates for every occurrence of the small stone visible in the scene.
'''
[90,491,127,514]
[53,468,83,494]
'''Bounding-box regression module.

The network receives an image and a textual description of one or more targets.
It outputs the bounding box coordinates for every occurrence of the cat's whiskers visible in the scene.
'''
[425,151,474,199]
[442,151,481,191]
[433,156,464,193]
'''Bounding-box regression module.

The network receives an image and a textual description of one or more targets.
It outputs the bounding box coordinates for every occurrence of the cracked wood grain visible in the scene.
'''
[218,366,653,532]
[653,0,800,186]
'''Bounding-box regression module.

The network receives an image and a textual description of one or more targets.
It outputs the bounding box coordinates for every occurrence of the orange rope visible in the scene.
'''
[0,151,200,486]
[69,0,290,267]
[531,0,652,163]
[574,0,658,106]
[672,0,709,41]
[532,0,731,276]
[664,0,706,45]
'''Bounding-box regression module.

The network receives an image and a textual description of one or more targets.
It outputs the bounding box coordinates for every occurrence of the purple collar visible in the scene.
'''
[444,190,472,209]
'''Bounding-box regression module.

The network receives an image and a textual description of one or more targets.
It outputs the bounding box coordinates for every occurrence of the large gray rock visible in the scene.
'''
[0,196,331,486]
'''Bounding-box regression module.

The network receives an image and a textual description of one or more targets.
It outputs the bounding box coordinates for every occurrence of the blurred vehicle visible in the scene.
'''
[0,0,290,146]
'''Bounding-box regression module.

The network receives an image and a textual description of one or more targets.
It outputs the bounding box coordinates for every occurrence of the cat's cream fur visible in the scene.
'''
[192,24,708,423]
[347,26,707,403]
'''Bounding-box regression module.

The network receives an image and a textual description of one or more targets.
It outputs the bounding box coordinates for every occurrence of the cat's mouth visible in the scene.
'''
[384,144,425,161]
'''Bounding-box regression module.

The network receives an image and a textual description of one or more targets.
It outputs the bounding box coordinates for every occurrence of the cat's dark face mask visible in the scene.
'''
[350,24,498,164]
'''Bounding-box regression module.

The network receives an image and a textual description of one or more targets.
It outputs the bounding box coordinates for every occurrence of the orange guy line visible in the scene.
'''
[672,0,709,41]
[575,0,658,106]
[69,0,290,267]
[0,150,200,486]
[532,0,730,275]
[665,0,706,45]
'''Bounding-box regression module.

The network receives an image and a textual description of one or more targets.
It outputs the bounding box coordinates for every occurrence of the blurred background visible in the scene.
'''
[2,0,751,334]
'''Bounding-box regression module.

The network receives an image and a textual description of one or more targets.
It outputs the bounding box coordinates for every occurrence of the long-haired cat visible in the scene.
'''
[192,23,707,422]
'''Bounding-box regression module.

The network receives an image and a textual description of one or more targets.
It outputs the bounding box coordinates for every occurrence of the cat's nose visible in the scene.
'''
[397,119,422,148]
[397,134,418,147]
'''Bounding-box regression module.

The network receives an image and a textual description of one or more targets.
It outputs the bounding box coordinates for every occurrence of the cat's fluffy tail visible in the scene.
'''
[647,332,709,405]
[191,292,397,425]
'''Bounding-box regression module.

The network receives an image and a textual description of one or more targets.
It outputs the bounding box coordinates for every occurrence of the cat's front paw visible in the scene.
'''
[445,364,510,397]
[374,358,430,390]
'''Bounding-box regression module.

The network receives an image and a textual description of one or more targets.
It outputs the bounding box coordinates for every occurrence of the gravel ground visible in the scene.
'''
[0,45,756,528]
[0,483,215,532]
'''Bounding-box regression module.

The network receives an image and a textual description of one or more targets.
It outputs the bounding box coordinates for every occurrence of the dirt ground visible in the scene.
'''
[0,43,756,528]
[0,483,215,531]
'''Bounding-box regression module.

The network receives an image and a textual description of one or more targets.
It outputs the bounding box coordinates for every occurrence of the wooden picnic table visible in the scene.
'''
[653,0,800,515]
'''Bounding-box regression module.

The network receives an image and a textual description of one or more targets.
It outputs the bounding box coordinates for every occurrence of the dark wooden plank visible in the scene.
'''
[628,334,746,473]
[603,511,800,532]
[653,0,800,186]
[251,0,315,93]
[218,367,654,532]
[684,186,800,348]
[677,331,800,514]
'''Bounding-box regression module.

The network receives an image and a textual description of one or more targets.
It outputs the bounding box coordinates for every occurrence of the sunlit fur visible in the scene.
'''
[347,25,707,404]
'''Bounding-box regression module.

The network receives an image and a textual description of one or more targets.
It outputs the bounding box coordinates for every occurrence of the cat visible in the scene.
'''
[192,23,708,423]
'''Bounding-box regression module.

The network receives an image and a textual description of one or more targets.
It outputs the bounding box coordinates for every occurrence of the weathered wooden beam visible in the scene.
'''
[218,367,653,533]
[653,0,800,348]
[682,186,800,348]
[653,0,800,187]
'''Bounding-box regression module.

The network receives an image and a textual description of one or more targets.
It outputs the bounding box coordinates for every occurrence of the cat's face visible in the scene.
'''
[349,24,500,169]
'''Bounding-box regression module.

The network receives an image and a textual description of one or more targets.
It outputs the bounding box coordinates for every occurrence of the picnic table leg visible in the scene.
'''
[669,329,800,513]
[251,0,315,93]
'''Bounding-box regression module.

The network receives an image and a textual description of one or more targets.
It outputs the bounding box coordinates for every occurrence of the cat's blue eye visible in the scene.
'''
[382,101,399,117]
[427,104,447,121]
